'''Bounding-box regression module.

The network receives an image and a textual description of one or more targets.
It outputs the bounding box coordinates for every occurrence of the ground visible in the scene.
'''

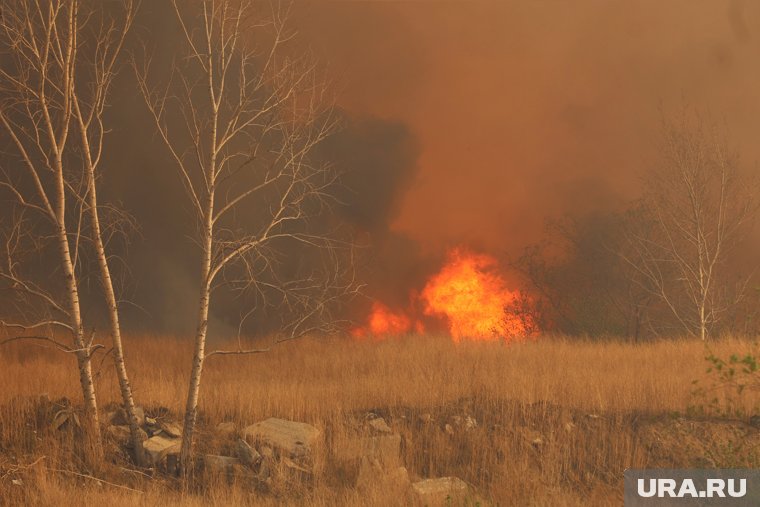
[1,335,759,506]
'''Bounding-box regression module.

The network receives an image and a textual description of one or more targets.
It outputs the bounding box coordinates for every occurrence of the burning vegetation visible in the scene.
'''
[353,248,533,342]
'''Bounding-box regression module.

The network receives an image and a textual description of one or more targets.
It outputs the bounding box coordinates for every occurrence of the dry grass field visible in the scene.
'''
[2,335,760,506]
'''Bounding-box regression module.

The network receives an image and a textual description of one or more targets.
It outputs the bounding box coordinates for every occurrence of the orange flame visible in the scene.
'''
[351,302,420,338]
[421,248,528,342]
[351,246,533,342]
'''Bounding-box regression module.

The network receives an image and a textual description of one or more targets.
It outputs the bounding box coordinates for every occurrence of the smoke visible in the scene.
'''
[5,1,760,336]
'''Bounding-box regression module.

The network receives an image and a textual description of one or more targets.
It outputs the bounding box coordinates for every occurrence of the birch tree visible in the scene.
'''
[0,0,144,463]
[622,113,756,340]
[136,0,357,474]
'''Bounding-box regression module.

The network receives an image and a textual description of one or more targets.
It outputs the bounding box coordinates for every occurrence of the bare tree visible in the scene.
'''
[135,0,357,473]
[622,112,757,340]
[0,0,144,463]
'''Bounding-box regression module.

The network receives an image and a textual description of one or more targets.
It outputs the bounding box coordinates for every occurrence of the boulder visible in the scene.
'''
[242,418,320,458]
[107,406,145,427]
[159,421,182,438]
[142,434,181,466]
[236,438,262,467]
[412,477,468,505]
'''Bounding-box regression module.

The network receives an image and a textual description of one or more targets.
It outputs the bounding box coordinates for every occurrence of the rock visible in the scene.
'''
[412,477,468,506]
[564,422,577,433]
[236,438,262,467]
[142,434,181,466]
[216,421,236,437]
[368,417,393,434]
[444,424,455,435]
[420,413,433,424]
[259,445,274,459]
[452,415,463,426]
[242,418,320,458]
[159,421,182,438]
[463,415,477,430]
[750,415,760,429]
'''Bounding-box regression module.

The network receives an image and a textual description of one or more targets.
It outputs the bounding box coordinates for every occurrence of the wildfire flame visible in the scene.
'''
[352,246,533,342]
[351,302,421,338]
[421,248,528,342]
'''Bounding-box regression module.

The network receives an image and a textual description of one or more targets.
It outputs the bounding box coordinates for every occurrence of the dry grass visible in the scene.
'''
[1,334,758,506]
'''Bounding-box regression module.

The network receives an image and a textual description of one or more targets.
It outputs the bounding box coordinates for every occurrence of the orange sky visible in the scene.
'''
[298,0,760,255]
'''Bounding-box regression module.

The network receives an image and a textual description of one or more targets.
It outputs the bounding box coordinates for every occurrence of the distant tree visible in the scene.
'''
[621,112,757,340]
[135,0,358,474]
[513,212,650,340]
[0,0,142,463]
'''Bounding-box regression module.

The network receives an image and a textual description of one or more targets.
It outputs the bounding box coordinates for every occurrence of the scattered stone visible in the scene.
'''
[420,413,432,424]
[216,421,236,437]
[412,477,468,505]
[444,424,455,436]
[159,421,182,438]
[368,417,392,434]
[463,415,477,430]
[142,434,181,466]
[236,438,262,467]
[11,478,23,487]
[242,418,320,458]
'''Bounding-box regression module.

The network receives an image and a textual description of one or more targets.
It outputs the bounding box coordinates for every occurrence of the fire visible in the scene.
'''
[351,302,420,338]
[351,246,533,342]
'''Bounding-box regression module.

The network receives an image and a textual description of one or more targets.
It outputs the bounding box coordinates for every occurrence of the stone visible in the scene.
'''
[444,424,455,435]
[412,477,468,506]
[368,417,393,434]
[463,415,477,430]
[242,418,320,458]
[216,421,236,437]
[236,438,262,467]
[142,434,181,466]
[420,413,432,424]
[159,421,182,438]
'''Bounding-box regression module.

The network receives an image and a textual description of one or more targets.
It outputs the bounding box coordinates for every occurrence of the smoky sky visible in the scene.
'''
[4,0,760,335]
[297,0,760,255]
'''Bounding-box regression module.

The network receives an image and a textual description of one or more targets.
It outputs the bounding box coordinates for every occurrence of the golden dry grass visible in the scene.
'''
[1,334,758,506]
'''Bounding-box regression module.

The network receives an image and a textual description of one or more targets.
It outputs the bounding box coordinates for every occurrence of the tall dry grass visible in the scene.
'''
[0,334,758,505]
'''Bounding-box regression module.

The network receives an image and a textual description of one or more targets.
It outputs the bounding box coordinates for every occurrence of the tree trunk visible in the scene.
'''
[85,163,146,465]
[178,191,215,476]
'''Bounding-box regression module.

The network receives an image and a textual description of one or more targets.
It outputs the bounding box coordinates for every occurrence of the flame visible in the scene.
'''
[421,248,528,342]
[351,246,533,342]
[351,302,419,338]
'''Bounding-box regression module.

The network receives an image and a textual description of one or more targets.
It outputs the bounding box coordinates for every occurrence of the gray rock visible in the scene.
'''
[412,477,468,505]
[236,438,262,467]
[142,434,180,466]
[341,433,402,468]
[159,421,182,438]
[242,418,320,458]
